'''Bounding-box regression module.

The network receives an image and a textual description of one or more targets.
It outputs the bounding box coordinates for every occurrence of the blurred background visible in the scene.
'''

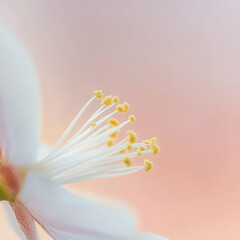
[0,1,240,239]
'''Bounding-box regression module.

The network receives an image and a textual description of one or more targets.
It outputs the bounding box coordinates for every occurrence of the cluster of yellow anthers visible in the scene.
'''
[94,90,160,172]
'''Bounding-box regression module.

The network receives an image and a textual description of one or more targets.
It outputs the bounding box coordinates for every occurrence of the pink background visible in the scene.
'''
[0,1,240,239]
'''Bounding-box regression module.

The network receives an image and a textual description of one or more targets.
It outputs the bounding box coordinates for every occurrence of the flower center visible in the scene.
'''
[0,164,22,202]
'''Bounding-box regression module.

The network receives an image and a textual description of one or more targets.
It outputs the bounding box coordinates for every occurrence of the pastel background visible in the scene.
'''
[0,1,239,240]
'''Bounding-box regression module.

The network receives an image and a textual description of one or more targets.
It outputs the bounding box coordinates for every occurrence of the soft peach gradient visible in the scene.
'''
[0,1,240,239]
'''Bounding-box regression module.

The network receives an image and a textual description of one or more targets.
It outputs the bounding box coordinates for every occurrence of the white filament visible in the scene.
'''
[37,95,152,185]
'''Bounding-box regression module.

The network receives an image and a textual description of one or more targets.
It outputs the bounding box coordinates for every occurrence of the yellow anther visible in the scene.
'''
[122,102,129,113]
[123,157,132,167]
[107,138,114,147]
[113,96,120,104]
[108,118,119,126]
[102,95,113,106]
[129,115,136,123]
[139,146,147,151]
[127,130,137,143]
[92,122,96,127]
[94,90,103,99]
[119,149,126,154]
[151,137,157,144]
[110,131,118,138]
[143,140,151,145]
[152,144,160,156]
[144,159,153,172]
[137,149,142,157]
[116,104,125,113]
[127,143,132,150]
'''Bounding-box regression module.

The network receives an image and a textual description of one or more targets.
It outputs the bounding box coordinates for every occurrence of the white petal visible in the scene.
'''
[11,202,39,240]
[134,233,169,240]
[0,26,40,166]
[1,201,27,240]
[18,171,136,240]
[37,143,52,161]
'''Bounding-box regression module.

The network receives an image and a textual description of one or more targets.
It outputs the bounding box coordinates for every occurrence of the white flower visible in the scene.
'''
[0,27,168,240]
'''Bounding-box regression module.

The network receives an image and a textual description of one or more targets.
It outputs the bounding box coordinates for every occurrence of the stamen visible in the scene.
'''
[122,102,129,113]
[136,149,142,157]
[37,90,159,184]
[98,166,143,179]
[113,96,120,104]
[139,146,147,151]
[119,149,126,154]
[151,137,157,144]
[110,131,118,138]
[108,118,119,126]
[127,143,132,150]
[61,105,116,150]
[123,157,132,167]
[143,140,151,145]
[45,96,96,158]
[107,138,114,147]
[102,96,113,106]
[128,115,136,123]
[94,90,103,99]
[127,130,137,143]
[116,104,125,113]
[152,145,160,156]
[144,159,153,172]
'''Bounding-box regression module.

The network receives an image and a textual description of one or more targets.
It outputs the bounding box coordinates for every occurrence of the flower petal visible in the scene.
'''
[11,202,39,240]
[37,143,52,161]
[1,201,39,240]
[1,200,26,240]
[18,171,136,240]
[0,27,40,166]
[134,233,169,240]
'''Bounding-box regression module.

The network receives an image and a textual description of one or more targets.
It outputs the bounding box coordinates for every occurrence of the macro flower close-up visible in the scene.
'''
[0,27,166,240]
[1,1,240,240]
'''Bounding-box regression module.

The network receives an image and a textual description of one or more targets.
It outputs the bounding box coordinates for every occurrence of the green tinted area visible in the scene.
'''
[0,183,15,202]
